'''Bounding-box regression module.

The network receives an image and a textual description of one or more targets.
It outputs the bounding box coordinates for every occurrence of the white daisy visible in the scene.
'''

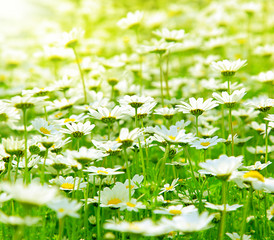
[211,59,247,76]
[190,136,225,150]
[60,121,95,138]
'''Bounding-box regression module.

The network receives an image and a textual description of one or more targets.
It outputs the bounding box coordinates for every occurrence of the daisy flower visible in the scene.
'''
[7,95,46,110]
[100,183,129,208]
[267,204,274,220]
[176,97,218,116]
[84,166,124,176]
[92,140,122,156]
[61,28,84,48]
[154,205,197,216]
[154,107,178,119]
[205,202,243,212]
[31,118,59,135]
[0,181,59,206]
[60,121,95,138]
[190,136,225,150]
[119,95,156,109]
[242,161,271,171]
[2,137,24,156]
[199,155,243,180]
[159,178,179,195]
[226,232,251,240]
[89,106,125,123]
[212,88,246,108]
[153,28,186,42]
[211,59,247,76]
[138,39,179,55]
[119,198,146,212]
[246,97,274,112]
[116,128,143,148]
[117,10,144,29]
[49,176,87,191]
[53,113,87,125]
[0,212,41,226]
[47,198,82,218]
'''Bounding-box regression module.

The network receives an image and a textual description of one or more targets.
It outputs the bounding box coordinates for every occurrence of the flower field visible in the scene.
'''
[0,0,273,239]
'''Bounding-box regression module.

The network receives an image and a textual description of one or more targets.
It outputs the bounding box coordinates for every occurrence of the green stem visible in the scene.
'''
[218,181,227,240]
[265,120,268,163]
[228,108,234,156]
[134,107,138,128]
[164,51,170,99]
[22,109,29,184]
[159,54,164,106]
[240,187,253,239]
[221,105,226,154]
[196,115,199,137]
[97,177,102,240]
[124,148,131,200]
[58,218,65,240]
[41,149,48,185]
[72,47,87,104]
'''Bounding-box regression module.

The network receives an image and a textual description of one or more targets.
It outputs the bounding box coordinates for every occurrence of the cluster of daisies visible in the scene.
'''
[0,0,273,239]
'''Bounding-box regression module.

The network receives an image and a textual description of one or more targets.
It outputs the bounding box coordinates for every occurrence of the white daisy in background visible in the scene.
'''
[53,113,87,125]
[100,183,129,208]
[154,204,197,215]
[205,202,243,212]
[117,10,144,29]
[212,88,246,108]
[66,147,108,166]
[60,121,95,138]
[116,128,143,148]
[254,70,274,84]
[2,137,24,156]
[92,140,122,155]
[0,104,20,127]
[246,97,274,112]
[89,106,125,123]
[84,166,124,176]
[198,127,219,138]
[154,107,178,119]
[159,178,179,195]
[138,39,179,55]
[22,87,54,97]
[170,210,214,232]
[48,97,79,111]
[226,232,251,240]
[60,28,85,48]
[7,95,46,110]
[31,118,59,135]
[190,136,225,150]
[0,181,59,206]
[47,197,82,218]
[119,198,146,212]
[49,176,87,191]
[199,155,243,180]
[126,102,157,119]
[242,161,272,171]
[123,174,144,191]
[153,28,186,42]
[176,97,218,116]
[211,59,247,76]
[119,95,156,109]
[0,212,41,226]
[153,125,196,145]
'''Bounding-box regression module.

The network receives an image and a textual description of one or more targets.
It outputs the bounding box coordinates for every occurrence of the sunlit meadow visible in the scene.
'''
[0,0,273,239]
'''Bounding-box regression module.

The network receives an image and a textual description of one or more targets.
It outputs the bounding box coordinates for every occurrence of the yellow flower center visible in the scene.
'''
[54,112,63,118]
[126,202,136,208]
[270,210,274,216]
[116,137,121,143]
[40,127,51,134]
[60,183,74,189]
[169,209,182,215]
[168,135,176,141]
[259,150,264,153]
[108,198,122,205]
[126,185,134,189]
[64,118,76,123]
[165,186,173,191]
[243,171,265,182]
[58,208,65,212]
[200,142,210,147]
[97,170,108,174]
[129,223,140,231]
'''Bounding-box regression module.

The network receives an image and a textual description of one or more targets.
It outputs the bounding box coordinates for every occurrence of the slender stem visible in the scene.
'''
[218,181,227,240]
[265,120,268,163]
[159,54,164,106]
[58,218,64,240]
[221,105,226,154]
[134,107,138,128]
[124,148,131,200]
[41,149,49,185]
[195,115,199,137]
[72,47,87,104]
[138,138,146,185]
[228,108,234,156]
[240,187,253,239]
[97,177,102,240]
[22,109,29,184]
[164,51,170,99]
[107,123,111,140]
